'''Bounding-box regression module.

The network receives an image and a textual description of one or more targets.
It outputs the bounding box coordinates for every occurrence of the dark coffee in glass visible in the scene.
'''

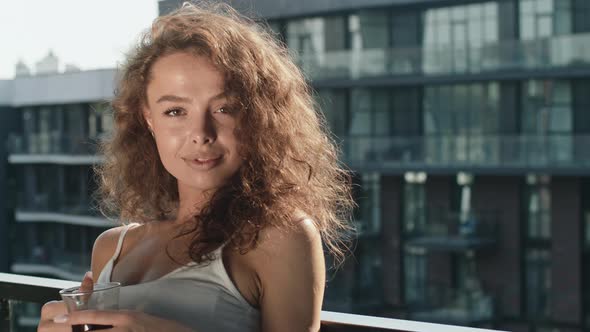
[72,324,114,331]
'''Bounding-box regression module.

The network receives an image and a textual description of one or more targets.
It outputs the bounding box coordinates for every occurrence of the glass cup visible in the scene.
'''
[59,282,121,332]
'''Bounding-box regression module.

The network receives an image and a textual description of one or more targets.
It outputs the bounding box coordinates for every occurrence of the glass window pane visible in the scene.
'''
[555,11,572,35]
[521,16,535,39]
[484,3,498,18]
[451,6,466,21]
[439,23,451,45]
[526,249,551,318]
[538,16,553,37]
[436,8,450,23]
[468,4,481,19]
[375,112,390,135]
[484,19,498,42]
[522,0,534,14]
[538,0,554,13]
[549,106,572,132]
[468,20,483,46]
[324,16,347,51]
[359,11,389,49]
[350,113,371,135]
[453,23,467,45]
[553,82,571,103]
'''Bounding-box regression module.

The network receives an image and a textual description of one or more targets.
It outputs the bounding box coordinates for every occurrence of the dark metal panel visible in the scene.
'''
[225,0,478,19]
[159,0,476,19]
[0,106,18,274]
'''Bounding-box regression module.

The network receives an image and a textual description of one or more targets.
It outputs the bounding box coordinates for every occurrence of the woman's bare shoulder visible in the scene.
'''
[245,216,323,274]
[242,217,325,330]
[90,224,138,279]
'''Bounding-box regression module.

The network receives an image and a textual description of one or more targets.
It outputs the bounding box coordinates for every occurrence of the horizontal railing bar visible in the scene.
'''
[0,273,506,331]
[0,273,77,303]
[320,311,505,332]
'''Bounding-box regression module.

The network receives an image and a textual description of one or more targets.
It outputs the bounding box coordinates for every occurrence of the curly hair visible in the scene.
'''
[94,1,355,267]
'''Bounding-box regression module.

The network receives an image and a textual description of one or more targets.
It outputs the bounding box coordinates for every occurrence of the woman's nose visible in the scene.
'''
[189,113,215,144]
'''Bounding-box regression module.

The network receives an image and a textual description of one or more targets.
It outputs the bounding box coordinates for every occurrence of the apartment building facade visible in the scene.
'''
[155,0,590,331]
[0,69,117,330]
[2,0,589,331]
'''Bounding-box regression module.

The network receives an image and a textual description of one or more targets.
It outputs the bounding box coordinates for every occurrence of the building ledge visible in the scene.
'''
[10,264,84,282]
[8,154,104,165]
[15,210,113,227]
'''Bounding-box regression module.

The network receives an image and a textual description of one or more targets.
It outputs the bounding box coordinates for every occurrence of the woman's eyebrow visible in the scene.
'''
[155,92,226,104]
[156,95,192,104]
[210,91,227,102]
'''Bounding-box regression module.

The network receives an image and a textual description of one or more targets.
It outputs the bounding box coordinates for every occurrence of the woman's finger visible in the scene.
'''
[40,300,67,320]
[37,319,72,332]
[79,271,94,292]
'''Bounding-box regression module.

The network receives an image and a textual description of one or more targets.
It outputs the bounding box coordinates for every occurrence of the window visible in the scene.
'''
[287,15,348,55]
[357,10,389,49]
[392,11,421,48]
[354,240,383,308]
[423,83,501,162]
[324,16,347,51]
[404,247,427,305]
[522,80,572,134]
[525,174,551,240]
[573,79,590,134]
[316,89,349,138]
[573,0,590,32]
[287,17,323,56]
[522,80,573,162]
[520,0,572,40]
[526,249,552,318]
[403,172,427,235]
[423,2,499,73]
[354,173,381,235]
[391,88,421,137]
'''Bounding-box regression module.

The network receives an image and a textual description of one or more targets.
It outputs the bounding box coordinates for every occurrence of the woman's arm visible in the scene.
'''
[252,219,325,332]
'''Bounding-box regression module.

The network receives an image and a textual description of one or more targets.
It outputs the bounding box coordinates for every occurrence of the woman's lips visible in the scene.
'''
[185,156,222,170]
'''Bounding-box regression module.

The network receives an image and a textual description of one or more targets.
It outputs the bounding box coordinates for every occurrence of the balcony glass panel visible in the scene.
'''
[294,32,590,80]
[341,134,590,170]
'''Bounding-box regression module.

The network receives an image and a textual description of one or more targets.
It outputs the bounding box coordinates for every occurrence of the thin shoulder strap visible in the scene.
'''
[110,223,135,262]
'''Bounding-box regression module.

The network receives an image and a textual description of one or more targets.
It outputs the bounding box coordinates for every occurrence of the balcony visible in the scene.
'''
[7,133,104,164]
[0,273,506,332]
[15,192,111,227]
[297,33,590,81]
[342,135,590,174]
[11,242,90,281]
[406,285,495,327]
[405,209,497,252]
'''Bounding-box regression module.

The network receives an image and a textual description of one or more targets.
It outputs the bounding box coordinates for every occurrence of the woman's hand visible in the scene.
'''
[38,271,94,332]
[52,309,195,332]
[38,300,69,332]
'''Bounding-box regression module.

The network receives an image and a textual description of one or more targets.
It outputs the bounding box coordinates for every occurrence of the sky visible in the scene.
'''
[0,0,159,79]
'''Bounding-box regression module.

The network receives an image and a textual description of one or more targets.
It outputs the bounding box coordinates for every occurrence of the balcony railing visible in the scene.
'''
[297,32,590,80]
[16,191,100,218]
[0,273,506,332]
[342,135,590,172]
[11,246,89,281]
[405,209,498,251]
[7,132,101,155]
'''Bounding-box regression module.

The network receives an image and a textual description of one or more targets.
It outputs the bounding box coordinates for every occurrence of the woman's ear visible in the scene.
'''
[143,106,153,130]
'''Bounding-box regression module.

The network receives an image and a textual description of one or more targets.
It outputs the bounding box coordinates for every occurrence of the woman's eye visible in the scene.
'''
[214,107,230,114]
[164,108,183,117]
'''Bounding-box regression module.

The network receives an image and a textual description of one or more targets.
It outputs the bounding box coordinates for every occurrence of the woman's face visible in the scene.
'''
[143,51,242,195]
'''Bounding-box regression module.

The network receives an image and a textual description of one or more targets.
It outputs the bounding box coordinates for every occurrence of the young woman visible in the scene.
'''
[38,2,353,332]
